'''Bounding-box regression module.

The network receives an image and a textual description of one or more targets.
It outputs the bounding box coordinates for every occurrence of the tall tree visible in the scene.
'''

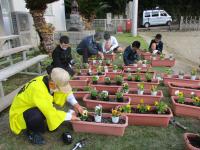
[25,0,58,54]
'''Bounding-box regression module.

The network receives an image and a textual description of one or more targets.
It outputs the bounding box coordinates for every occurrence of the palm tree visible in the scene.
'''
[25,0,58,54]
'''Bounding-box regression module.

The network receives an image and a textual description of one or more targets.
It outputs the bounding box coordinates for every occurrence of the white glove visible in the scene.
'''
[67,94,78,106]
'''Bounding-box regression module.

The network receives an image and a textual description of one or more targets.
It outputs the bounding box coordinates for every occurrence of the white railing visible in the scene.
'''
[180,16,200,31]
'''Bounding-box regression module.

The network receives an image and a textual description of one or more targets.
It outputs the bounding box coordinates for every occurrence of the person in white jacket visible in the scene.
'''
[102,31,123,53]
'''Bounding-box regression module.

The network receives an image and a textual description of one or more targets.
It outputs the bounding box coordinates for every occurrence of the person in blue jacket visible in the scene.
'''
[76,32,104,63]
[123,41,140,66]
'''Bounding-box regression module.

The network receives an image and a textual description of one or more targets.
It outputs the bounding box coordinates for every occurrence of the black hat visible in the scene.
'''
[94,32,102,41]
[62,132,73,145]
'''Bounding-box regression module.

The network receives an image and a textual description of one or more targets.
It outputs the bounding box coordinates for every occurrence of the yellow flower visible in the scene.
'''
[140,99,144,104]
[154,101,158,106]
[146,105,151,111]
[127,104,131,109]
[137,104,141,109]
[82,110,88,117]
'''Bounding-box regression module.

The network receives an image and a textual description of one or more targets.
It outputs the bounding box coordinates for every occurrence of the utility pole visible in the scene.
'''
[131,0,138,37]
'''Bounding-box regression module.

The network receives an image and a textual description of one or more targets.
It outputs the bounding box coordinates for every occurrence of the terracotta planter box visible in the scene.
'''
[141,52,152,60]
[105,71,123,79]
[168,82,200,97]
[184,133,200,150]
[76,74,105,82]
[123,107,173,127]
[163,75,200,85]
[104,53,116,61]
[151,58,175,67]
[69,78,89,87]
[71,113,128,136]
[123,64,151,72]
[171,96,200,118]
[124,89,163,105]
[72,86,90,100]
[83,94,131,110]
[91,82,122,94]
[123,71,156,79]
[126,79,159,90]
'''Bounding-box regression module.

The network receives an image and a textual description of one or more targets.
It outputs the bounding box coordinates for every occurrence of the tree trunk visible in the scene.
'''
[30,10,54,54]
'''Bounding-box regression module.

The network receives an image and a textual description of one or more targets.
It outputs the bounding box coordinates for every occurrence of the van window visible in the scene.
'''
[160,11,167,16]
[145,12,150,17]
[152,11,159,17]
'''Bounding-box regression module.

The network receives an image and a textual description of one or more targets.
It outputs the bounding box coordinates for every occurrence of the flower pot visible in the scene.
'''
[168,82,200,97]
[137,90,144,95]
[112,116,119,123]
[171,96,200,118]
[142,64,147,67]
[191,75,197,80]
[105,70,123,79]
[179,75,184,79]
[71,113,128,136]
[141,52,152,60]
[123,107,173,127]
[83,94,131,110]
[163,75,200,86]
[151,91,157,96]
[184,133,200,150]
[126,79,159,90]
[69,78,89,87]
[76,74,105,82]
[104,53,116,61]
[151,58,175,67]
[73,86,90,100]
[124,89,163,105]
[94,115,102,123]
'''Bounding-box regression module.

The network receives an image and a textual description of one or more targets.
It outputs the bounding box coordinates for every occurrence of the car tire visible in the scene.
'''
[166,21,172,26]
[144,22,150,28]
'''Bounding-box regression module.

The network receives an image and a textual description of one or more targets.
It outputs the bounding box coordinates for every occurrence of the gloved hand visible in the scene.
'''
[70,59,76,65]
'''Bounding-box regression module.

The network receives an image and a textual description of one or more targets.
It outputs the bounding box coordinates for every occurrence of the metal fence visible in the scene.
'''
[180,16,200,31]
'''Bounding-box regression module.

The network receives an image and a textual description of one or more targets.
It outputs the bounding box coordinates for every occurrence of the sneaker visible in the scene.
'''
[26,131,45,145]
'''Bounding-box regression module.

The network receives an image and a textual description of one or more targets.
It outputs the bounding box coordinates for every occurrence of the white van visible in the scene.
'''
[142,9,172,28]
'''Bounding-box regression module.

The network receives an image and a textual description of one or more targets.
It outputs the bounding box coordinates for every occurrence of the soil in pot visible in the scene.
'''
[188,136,200,148]
[92,81,98,84]
[130,108,170,115]
[146,79,152,82]
[91,96,97,100]
[83,115,126,124]
[175,100,200,107]
[117,97,124,102]
[90,96,127,103]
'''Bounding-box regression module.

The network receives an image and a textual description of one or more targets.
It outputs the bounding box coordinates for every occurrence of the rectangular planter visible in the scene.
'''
[76,74,105,82]
[168,82,200,97]
[83,94,131,110]
[71,113,128,136]
[104,53,116,61]
[126,79,160,90]
[151,58,175,67]
[124,89,163,105]
[163,75,200,85]
[69,78,89,87]
[123,71,156,79]
[123,64,151,72]
[91,83,122,94]
[141,52,152,60]
[72,86,90,100]
[105,71,123,79]
[123,107,173,127]
[171,96,200,118]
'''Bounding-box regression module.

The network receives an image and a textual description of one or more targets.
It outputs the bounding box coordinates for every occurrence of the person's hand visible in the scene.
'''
[74,104,84,115]
[98,52,104,60]
[71,112,80,121]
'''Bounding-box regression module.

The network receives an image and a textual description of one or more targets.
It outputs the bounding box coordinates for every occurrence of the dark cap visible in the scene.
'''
[104,31,110,40]
[94,32,102,41]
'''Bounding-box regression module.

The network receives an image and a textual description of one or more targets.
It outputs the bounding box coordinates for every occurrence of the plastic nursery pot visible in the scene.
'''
[94,115,102,123]
[151,91,157,96]
[112,116,119,124]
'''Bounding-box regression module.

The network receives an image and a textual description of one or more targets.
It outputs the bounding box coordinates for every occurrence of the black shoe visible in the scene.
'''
[26,131,45,145]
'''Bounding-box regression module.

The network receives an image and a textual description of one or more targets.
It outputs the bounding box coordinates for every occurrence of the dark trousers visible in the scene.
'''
[77,48,91,63]
[23,107,46,133]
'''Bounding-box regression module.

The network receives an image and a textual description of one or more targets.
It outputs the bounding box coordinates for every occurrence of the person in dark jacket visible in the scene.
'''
[149,33,163,54]
[76,32,104,63]
[50,36,75,76]
[123,41,140,66]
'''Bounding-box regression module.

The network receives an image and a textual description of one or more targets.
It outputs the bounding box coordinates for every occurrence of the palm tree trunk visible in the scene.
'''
[30,10,54,54]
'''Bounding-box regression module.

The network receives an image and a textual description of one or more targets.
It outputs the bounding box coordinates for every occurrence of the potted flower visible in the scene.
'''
[134,74,141,82]
[90,89,98,100]
[104,77,111,85]
[191,67,197,80]
[122,83,129,94]
[165,68,173,78]
[116,92,124,102]
[80,109,88,121]
[114,75,123,85]
[76,68,81,75]
[151,85,158,96]
[137,99,151,113]
[137,83,144,95]
[94,105,102,123]
[113,65,118,73]
[175,90,185,104]
[87,68,93,76]
[104,66,108,73]
[92,75,99,84]
[160,53,165,60]
[145,73,152,82]
[142,60,147,67]
[169,53,174,60]
[97,66,103,75]
[178,71,184,79]
[83,63,89,69]
[152,53,157,60]
[105,59,111,66]
[98,59,103,65]
[127,67,132,73]
[127,73,133,81]
[133,63,138,67]
[99,91,109,101]
[184,133,200,150]
[112,108,121,123]
[154,101,168,114]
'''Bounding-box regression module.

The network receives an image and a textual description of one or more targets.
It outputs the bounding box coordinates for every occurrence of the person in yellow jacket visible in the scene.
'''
[9,67,84,145]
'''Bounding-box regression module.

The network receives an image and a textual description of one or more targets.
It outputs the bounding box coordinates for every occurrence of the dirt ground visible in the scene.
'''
[140,31,200,74]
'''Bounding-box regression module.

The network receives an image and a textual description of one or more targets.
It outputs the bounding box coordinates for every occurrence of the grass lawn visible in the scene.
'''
[0,33,200,150]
